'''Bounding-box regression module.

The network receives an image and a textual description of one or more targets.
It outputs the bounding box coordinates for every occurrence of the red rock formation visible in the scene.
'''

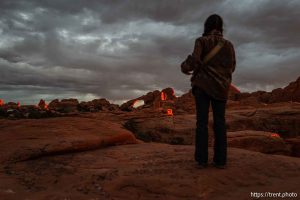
[120,88,176,111]
[175,86,245,113]
[79,98,119,112]
[1,142,300,199]
[175,89,195,114]
[0,116,138,162]
[38,99,48,110]
[174,76,300,110]
[49,98,79,113]
[227,130,291,155]
[234,76,300,104]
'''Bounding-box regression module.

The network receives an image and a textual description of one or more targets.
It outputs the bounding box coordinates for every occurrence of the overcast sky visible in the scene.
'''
[0,0,299,104]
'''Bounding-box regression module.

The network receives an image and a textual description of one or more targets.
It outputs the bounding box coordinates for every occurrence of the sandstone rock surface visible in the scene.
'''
[0,116,138,163]
[1,143,300,200]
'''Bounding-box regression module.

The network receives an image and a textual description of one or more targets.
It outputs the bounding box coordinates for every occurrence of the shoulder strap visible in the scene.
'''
[191,40,225,81]
[203,40,225,64]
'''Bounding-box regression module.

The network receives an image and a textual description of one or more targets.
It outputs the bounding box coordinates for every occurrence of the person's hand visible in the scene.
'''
[183,71,193,75]
[181,55,195,75]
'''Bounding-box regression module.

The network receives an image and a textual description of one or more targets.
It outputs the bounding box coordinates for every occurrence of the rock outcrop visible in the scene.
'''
[120,87,176,111]
[174,89,195,114]
[233,76,300,104]
[227,130,291,155]
[49,98,79,113]
[0,98,120,119]
[226,104,300,138]
[0,116,138,163]
[175,76,300,112]
[79,98,119,112]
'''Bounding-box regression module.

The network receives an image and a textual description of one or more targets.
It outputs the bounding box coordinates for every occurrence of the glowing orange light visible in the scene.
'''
[167,109,173,116]
[132,99,144,108]
[132,100,137,106]
[0,99,4,106]
[161,92,167,101]
[271,133,280,138]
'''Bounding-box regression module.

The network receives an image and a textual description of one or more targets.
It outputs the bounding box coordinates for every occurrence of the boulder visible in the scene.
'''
[227,130,291,155]
[226,105,300,138]
[49,98,79,113]
[92,98,117,111]
[48,99,59,108]
[5,102,19,110]
[79,99,118,112]
[0,116,138,162]
[78,101,96,112]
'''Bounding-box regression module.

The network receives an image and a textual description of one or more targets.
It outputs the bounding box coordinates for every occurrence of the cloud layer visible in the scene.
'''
[0,0,299,104]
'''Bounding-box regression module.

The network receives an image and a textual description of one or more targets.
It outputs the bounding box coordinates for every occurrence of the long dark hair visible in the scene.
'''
[203,14,223,36]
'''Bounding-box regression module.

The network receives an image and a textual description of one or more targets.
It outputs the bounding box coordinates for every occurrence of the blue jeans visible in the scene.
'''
[192,86,227,165]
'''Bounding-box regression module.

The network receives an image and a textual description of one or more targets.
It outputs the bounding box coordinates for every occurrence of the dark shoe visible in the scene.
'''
[197,163,208,169]
[212,162,226,169]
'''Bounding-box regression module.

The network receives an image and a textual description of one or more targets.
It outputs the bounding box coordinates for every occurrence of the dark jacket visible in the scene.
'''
[181,30,236,100]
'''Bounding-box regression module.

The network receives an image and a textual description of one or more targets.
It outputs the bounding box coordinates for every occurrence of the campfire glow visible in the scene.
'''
[160,91,174,116]
[166,109,173,116]
[271,133,280,138]
[0,99,4,106]
[161,92,167,101]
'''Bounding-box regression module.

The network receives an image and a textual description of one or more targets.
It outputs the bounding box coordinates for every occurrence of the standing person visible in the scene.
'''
[181,14,236,169]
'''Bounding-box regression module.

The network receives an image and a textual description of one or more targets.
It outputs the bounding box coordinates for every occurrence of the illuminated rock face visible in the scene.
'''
[120,87,176,111]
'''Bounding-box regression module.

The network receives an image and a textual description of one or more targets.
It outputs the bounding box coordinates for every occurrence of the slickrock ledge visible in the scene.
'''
[1,143,300,200]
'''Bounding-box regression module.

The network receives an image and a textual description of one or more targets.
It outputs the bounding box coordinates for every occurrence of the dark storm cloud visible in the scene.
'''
[0,0,299,104]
